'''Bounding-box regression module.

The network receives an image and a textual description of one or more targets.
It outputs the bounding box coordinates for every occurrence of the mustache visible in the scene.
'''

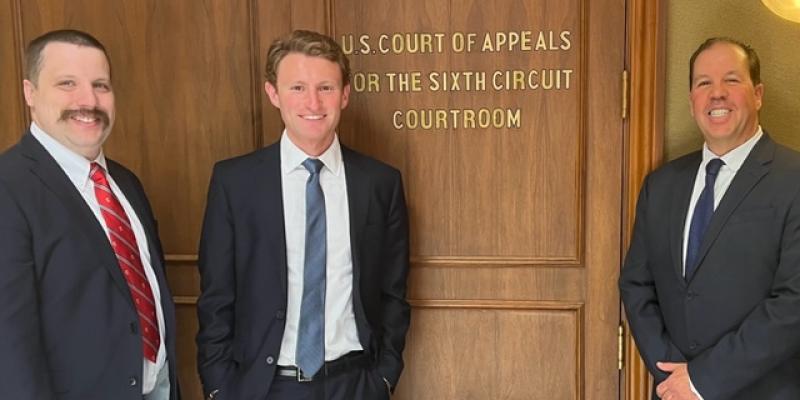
[58,108,111,127]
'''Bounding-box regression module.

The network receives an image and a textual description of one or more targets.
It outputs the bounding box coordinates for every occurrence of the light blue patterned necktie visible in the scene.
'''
[296,158,327,377]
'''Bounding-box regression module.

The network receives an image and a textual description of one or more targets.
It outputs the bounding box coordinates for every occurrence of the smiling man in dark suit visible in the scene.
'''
[0,29,180,399]
[196,30,410,400]
[620,37,800,399]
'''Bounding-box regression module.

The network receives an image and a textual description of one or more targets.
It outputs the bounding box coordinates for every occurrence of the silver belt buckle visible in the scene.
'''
[297,368,313,382]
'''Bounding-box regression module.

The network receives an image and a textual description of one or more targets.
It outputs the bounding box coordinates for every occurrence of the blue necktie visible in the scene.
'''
[296,158,326,377]
[685,158,724,280]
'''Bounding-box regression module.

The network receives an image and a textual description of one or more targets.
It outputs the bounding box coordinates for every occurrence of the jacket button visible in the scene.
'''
[130,322,138,334]
[686,292,695,301]
[266,356,275,365]
[276,311,285,320]
[129,376,138,386]
[689,342,698,350]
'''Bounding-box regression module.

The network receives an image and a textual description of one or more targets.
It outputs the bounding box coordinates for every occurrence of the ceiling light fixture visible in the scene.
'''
[762,0,800,23]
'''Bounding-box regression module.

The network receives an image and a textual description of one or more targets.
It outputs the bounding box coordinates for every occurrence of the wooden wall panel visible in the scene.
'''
[448,0,581,260]
[255,0,290,145]
[408,266,584,301]
[174,302,201,399]
[0,0,25,148]
[254,0,332,146]
[327,0,623,399]
[584,0,626,396]
[333,0,582,261]
[167,261,203,399]
[398,303,582,400]
[334,0,448,256]
[17,0,257,254]
[291,0,329,32]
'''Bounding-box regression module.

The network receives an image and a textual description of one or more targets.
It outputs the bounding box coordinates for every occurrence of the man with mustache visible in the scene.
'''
[620,37,800,399]
[0,29,180,400]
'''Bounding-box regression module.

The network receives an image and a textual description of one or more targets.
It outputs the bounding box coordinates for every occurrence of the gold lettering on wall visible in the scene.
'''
[339,30,575,131]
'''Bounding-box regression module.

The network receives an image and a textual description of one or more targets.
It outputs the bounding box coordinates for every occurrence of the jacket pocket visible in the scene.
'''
[728,206,775,225]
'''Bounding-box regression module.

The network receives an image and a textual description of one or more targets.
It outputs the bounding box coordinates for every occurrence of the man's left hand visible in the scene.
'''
[655,362,699,400]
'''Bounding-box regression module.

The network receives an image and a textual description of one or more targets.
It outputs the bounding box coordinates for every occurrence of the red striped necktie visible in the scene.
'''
[90,162,160,363]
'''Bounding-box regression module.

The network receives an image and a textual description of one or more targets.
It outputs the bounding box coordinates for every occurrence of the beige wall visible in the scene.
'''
[666,1,800,160]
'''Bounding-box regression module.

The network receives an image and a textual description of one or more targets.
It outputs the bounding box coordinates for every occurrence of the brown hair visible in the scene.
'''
[25,29,110,84]
[265,30,350,87]
[689,37,760,88]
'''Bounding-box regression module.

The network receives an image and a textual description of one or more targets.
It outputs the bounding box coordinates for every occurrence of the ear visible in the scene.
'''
[753,83,764,111]
[340,83,351,109]
[23,79,36,107]
[265,81,280,108]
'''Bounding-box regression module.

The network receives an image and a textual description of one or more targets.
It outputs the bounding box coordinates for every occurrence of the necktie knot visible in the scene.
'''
[302,158,324,175]
[89,162,108,185]
[706,158,724,177]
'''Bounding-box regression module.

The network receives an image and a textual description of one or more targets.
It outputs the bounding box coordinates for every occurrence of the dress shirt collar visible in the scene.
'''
[279,130,343,176]
[701,126,763,173]
[30,122,108,190]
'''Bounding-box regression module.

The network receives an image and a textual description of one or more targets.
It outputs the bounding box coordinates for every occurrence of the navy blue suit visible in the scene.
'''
[620,134,800,399]
[0,133,180,400]
[196,142,410,400]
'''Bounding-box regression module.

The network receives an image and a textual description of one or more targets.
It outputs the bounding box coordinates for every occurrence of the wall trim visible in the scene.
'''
[623,0,666,398]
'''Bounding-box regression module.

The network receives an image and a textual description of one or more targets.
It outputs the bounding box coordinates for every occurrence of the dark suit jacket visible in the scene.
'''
[196,141,410,399]
[619,134,800,399]
[0,133,180,400]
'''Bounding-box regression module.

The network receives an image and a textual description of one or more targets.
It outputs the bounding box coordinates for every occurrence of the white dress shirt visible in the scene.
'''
[682,127,763,276]
[30,123,167,395]
[680,126,763,399]
[277,131,362,366]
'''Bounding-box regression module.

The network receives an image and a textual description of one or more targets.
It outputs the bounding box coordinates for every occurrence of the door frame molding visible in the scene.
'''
[623,0,666,398]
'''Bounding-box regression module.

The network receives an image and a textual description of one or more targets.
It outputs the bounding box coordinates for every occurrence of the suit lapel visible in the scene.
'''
[259,144,289,298]
[342,147,371,289]
[670,153,701,283]
[20,134,132,302]
[688,135,773,282]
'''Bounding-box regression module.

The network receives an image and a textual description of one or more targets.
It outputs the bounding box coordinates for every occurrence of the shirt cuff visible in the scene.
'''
[382,376,393,394]
[689,376,704,400]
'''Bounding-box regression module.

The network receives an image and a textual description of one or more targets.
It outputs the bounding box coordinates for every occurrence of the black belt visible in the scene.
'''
[276,351,371,382]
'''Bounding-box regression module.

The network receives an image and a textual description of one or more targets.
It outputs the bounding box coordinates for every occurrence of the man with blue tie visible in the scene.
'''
[620,37,800,399]
[0,29,180,399]
[196,30,411,400]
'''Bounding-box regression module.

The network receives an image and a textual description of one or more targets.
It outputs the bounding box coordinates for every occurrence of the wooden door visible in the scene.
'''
[1,0,627,398]
[329,0,626,398]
